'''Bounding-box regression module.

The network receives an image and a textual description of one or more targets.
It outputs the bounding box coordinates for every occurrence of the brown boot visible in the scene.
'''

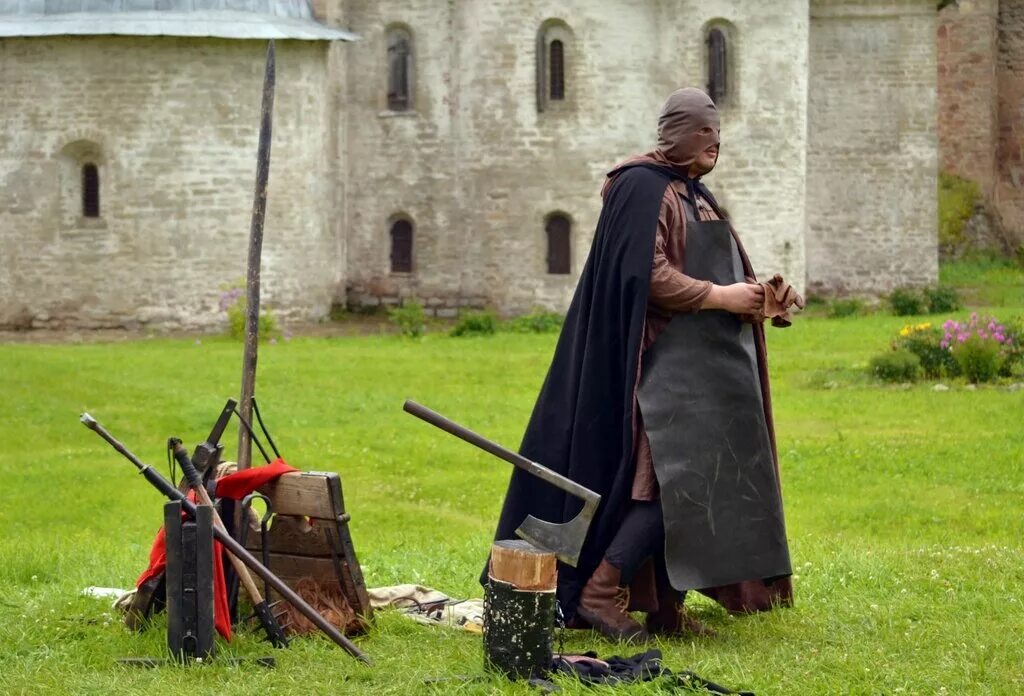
[576,560,649,642]
[645,587,717,638]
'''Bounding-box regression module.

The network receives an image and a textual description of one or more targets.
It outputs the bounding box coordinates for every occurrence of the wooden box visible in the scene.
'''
[244,470,372,626]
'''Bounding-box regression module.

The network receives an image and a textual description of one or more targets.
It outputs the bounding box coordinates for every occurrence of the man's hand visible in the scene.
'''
[702,282,765,314]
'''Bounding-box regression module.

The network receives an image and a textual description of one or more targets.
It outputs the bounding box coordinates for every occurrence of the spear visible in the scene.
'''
[238,40,276,472]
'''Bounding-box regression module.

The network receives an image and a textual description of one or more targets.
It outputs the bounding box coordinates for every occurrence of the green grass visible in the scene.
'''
[940,256,1024,308]
[1,294,1023,694]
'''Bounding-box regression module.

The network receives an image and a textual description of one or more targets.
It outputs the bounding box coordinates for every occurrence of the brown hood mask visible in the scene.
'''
[656,88,721,174]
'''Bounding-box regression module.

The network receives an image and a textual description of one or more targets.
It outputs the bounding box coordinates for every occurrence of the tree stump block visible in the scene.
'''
[483,540,557,680]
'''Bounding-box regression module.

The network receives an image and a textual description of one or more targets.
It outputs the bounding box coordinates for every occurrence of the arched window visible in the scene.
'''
[82,163,100,218]
[706,27,728,105]
[386,27,413,111]
[390,219,413,273]
[536,20,572,112]
[545,214,571,274]
[549,40,565,101]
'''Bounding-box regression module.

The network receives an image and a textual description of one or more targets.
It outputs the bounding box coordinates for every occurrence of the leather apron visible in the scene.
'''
[636,216,791,592]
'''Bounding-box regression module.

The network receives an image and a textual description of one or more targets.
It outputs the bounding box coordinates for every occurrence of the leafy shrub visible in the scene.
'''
[952,337,1003,384]
[893,323,954,379]
[938,172,980,256]
[999,316,1024,377]
[923,285,960,314]
[942,314,1019,382]
[220,284,280,341]
[451,310,498,337]
[388,301,427,338]
[888,287,925,316]
[869,350,921,383]
[826,298,863,318]
[507,310,564,333]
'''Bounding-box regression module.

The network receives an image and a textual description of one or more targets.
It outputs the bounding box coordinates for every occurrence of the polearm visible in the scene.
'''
[238,39,276,473]
[80,414,371,664]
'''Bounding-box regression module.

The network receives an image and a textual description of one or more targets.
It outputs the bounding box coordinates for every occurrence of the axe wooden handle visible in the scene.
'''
[403,400,600,506]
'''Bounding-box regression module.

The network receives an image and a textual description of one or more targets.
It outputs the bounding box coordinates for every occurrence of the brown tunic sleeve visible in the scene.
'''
[648,188,713,312]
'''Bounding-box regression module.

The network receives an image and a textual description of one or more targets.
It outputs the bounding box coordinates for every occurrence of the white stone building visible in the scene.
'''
[0,0,938,329]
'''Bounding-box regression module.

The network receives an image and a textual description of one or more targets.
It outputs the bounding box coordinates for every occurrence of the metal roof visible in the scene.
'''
[0,1,358,40]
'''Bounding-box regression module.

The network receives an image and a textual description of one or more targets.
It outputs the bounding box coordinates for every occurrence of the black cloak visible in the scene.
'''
[488,163,690,618]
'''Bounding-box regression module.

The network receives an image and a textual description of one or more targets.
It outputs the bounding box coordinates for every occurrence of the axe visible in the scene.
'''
[403,401,600,567]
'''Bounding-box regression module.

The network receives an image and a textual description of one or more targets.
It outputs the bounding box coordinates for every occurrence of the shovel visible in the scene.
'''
[403,400,600,567]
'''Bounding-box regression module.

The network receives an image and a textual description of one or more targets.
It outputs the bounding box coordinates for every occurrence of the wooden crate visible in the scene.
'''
[244,470,372,625]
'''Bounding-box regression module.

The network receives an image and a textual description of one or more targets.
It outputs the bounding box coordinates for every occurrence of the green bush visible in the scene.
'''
[894,324,954,379]
[889,287,925,316]
[923,285,960,314]
[220,284,280,341]
[450,310,498,337]
[826,298,863,318]
[507,310,564,333]
[951,336,1003,384]
[388,301,427,338]
[938,172,980,256]
[999,315,1024,377]
[869,350,922,383]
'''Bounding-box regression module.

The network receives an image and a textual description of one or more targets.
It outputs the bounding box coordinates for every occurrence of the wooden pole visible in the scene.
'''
[238,40,276,472]
[484,540,557,680]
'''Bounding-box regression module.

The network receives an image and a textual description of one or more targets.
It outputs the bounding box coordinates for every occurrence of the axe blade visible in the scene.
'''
[515,495,598,568]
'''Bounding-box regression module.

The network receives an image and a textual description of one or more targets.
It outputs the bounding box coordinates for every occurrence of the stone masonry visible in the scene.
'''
[0,36,341,329]
[806,0,938,296]
[336,0,811,314]
[937,0,1024,244]
[0,1,943,329]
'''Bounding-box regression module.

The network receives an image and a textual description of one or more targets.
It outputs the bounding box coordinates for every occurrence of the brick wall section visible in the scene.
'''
[995,0,1024,240]
[937,0,999,195]
[336,0,809,315]
[806,0,938,295]
[0,36,339,329]
[936,0,1024,244]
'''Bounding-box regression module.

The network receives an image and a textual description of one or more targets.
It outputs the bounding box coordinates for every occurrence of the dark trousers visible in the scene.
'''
[604,500,674,589]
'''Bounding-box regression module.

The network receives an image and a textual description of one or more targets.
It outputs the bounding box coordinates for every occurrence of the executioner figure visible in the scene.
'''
[490,88,803,641]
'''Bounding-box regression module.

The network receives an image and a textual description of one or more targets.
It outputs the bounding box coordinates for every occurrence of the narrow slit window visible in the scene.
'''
[390,219,413,273]
[387,31,412,111]
[546,214,571,274]
[82,163,100,218]
[549,40,565,101]
[706,28,728,105]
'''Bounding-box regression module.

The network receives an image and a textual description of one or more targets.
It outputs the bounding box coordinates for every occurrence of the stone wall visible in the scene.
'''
[995,0,1024,241]
[936,0,1024,246]
[336,0,809,314]
[0,0,944,329]
[807,0,938,295]
[0,36,339,330]
[937,0,999,193]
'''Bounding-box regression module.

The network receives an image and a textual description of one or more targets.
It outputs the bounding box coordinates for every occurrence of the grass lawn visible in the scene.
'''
[1,264,1022,694]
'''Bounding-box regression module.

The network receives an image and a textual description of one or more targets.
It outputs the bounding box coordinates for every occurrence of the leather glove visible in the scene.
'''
[762,274,805,327]
[740,274,804,327]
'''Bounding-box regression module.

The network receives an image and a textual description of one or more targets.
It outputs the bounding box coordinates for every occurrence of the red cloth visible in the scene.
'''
[134,459,297,641]
[215,458,296,499]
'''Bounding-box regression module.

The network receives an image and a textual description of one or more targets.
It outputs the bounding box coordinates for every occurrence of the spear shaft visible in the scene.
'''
[238,40,276,472]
